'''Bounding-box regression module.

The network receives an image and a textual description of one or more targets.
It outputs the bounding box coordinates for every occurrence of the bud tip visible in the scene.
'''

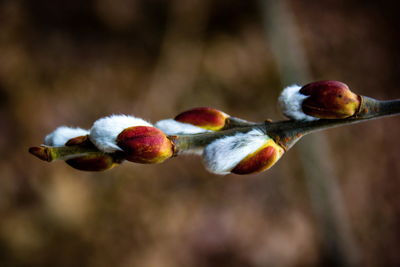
[29,146,51,162]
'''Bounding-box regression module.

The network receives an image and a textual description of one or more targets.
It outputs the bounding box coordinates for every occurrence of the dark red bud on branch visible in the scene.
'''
[300,81,361,119]
[65,154,118,172]
[174,107,229,131]
[65,135,91,147]
[231,139,284,175]
[29,146,52,162]
[64,135,120,171]
[117,126,174,164]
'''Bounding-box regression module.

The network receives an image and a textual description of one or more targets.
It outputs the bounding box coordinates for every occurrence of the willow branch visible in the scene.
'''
[29,96,400,162]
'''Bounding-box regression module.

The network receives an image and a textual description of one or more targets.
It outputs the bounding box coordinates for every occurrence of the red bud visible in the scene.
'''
[65,135,121,171]
[174,107,228,131]
[117,126,174,164]
[29,146,51,162]
[231,140,284,175]
[66,154,118,172]
[65,135,91,147]
[300,81,361,119]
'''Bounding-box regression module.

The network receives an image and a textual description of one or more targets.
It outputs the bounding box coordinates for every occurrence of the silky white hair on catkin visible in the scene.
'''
[178,147,204,156]
[202,129,270,175]
[90,115,152,153]
[279,85,318,121]
[155,119,211,135]
[44,126,89,147]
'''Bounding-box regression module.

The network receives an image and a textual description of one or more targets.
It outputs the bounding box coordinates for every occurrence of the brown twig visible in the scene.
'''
[29,96,400,162]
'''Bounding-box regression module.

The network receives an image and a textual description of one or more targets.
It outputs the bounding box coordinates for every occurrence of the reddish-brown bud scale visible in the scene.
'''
[300,80,361,119]
[29,146,51,162]
[66,154,117,172]
[117,126,174,164]
[174,107,228,131]
[65,135,121,171]
[231,140,284,175]
[65,135,92,147]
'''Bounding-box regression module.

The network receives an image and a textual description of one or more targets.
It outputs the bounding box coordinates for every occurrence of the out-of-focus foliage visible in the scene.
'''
[0,0,399,266]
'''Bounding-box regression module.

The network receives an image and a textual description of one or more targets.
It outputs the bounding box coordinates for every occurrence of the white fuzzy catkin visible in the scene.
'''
[89,115,152,153]
[44,126,89,147]
[279,85,318,121]
[202,129,270,175]
[155,119,211,135]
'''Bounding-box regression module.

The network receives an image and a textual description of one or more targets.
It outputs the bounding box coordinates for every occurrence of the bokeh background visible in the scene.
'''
[1,0,400,266]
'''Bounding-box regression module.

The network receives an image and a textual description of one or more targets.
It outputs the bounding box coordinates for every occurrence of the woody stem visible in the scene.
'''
[29,145,107,162]
[29,97,400,161]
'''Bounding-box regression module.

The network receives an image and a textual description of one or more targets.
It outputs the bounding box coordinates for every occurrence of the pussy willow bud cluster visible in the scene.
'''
[30,81,399,175]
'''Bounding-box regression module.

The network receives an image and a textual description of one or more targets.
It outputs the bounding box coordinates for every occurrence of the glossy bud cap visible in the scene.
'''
[231,139,284,175]
[29,146,51,162]
[65,135,91,146]
[174,107,229,131]
[65,135,121,171]
[65,154,119,172]
[300,81,361,119]
[117,126,174,164]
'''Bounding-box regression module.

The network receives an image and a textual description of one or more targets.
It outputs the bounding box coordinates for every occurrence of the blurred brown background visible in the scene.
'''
[1,0,400,266]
